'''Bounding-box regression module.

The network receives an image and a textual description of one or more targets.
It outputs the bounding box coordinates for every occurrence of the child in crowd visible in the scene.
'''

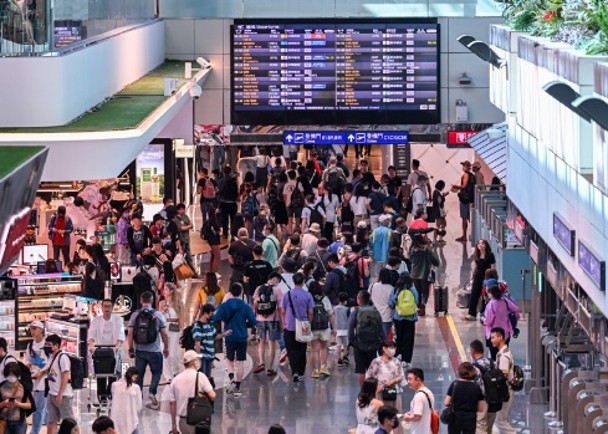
[192,303,232,388]
[335,292,351,367]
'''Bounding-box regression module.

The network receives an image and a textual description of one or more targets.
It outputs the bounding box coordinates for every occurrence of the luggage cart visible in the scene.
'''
[88,346,117,417]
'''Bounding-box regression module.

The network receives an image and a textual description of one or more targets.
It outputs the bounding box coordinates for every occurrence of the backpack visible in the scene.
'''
[202,178,216,200]
[2,355,33,392]
[307,203,324,226]
[290,182,304,209]
[134,308,159,345]
[179,322,198,350]
[133,269,154,295]
[511,364,525,391]
[343,260,361,304]
[355,307,382,352]
[256,285,278,317]
[243,193,259,217]
[54,352,84,390]
[326,168,344,194]
[395,287,417,317]
[474,360,509,406]
[311,298,330,331]
[457,172,476,204]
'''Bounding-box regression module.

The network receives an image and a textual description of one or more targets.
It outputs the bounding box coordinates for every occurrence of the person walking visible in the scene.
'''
[25,321,47,434]
[366,340,404,405]
[201,205,222,273]
[469,339,500,434]
[452,161,476,242]
[369,269,395,337]
[193,272,225,319]
[491,327,517,434]
[228,228,256,286]
[48,206,74,265]
[403,368,435,434]
[355,377,383,434]
[110,367,142,434]
[159,284,181,383]
[280,272,314,382]
[168,351,216,434]
[0,362,35,434]
[213,283,257,397]
[465,239,496,321]
[390,274,419,367]
[218,165,239,239]
[197,167,218,225]
[42,334,73,434]
[308,281,335,379]
[483,285,520,360]
[408,233,439,317]
[369,215,393,280]
[444,362,484,434]
[126,291,169,410]
[252,273,283,378]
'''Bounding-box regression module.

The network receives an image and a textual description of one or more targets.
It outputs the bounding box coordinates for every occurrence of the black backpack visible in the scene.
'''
[326,168,345,194]
[307,203,324,226]
[474,360,509,406]
[2,355,33,392]
[49,352,84,390]
[256,285,278,317]
[134,309,159,345]
[180,322,199,351]
[311,299,330,331]
[133,269,153,294]
[511,364,525,391]
[290,182,304,209]
[342,262,360,305]
[355,307,382,352]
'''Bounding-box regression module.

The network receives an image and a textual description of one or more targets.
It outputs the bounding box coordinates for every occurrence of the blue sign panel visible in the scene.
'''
[283,131,409,145]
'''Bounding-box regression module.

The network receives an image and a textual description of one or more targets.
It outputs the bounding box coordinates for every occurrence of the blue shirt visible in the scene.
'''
[213,298,257,343]
[370,225,392,262]
[192,321,217,360]
[128,306,167,353]
[390,286,420,321]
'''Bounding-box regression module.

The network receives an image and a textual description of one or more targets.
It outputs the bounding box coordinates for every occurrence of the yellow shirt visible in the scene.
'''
[196,285,225,307]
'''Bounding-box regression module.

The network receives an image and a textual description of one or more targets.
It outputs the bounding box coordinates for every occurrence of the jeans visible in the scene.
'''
[52,245,70,265]
[135,350,163,396]
[394,319,415,363]
[284,330,307,376]
[5,420,26,434]
[200,358,213,379]
[200,200,213,225]
[30,390,47,434]
[382,322,392,338]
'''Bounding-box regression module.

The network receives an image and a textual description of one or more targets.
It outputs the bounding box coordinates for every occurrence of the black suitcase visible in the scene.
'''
[93,347,116,375]
[433,285,449,317]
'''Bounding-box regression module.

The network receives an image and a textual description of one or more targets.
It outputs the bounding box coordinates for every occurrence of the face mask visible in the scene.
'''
[6,376,17,384]
[386,348,396,358]
[43,346,53,357]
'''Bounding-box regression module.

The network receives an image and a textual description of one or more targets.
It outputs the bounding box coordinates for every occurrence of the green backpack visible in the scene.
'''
[395,288,416,317]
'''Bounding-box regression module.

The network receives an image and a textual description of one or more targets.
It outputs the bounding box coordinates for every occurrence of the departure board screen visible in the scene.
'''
[231,19,440,125]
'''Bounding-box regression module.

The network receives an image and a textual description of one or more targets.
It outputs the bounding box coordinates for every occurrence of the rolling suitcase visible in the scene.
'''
[433,284,449,317]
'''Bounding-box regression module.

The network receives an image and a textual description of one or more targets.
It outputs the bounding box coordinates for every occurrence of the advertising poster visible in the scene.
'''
[136,144,165,205]
[0,0,47,45]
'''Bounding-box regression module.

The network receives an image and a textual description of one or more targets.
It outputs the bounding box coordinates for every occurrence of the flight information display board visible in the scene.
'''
[231,19,440,125]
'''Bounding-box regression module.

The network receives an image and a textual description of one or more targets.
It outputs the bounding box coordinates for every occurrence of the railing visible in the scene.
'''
[0,0,155,56]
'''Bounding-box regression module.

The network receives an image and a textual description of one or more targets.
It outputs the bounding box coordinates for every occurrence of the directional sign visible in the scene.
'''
[283,131,409,145]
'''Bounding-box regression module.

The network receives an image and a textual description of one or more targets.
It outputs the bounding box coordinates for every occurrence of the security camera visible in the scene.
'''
[189,85,202,100]
[458,73,471,86]
[196,57,211,69]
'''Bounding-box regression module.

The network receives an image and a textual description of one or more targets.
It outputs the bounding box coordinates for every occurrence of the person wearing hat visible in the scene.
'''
[472,161,485,186]
[369,215,393,280]
[301,222,322,256]
[25,321,48,434]
[452,160,476,242]
[168,350,216,434]
[48,205,74,266]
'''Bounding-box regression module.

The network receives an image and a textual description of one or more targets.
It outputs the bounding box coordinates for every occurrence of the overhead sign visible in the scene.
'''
[447,130,478,148]
[283,131,409,145]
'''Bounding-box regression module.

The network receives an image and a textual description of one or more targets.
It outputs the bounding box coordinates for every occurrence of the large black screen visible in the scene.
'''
[231,19,440,125]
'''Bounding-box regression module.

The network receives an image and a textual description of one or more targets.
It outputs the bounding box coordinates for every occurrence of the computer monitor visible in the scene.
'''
[21,245,48,265]
[36,260,63,274]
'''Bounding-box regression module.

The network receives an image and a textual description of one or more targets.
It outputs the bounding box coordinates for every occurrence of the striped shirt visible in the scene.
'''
[192,321,216,360]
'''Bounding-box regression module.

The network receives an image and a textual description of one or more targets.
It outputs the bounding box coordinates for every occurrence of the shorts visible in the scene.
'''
[225,341,248,362]
[46,394,73,423]
[256,321,281,341]
[336,335,349,347]
[311,328,331,342]
[288,205,302,218]
[459,202,471,220]
[354,350,377,374]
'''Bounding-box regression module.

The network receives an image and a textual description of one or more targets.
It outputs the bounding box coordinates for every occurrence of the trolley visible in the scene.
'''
[88,345,118,417]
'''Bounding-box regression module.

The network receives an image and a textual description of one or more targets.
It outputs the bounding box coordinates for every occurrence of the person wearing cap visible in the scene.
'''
[369,215,393,280]
[452,160,476,242]
[48,205,74,265]
[472,161,485,186]
[366,340,405,403]
[168,350,216,434]
[25,321,47,434]
[252,273,284,377]
[301,222,321,256]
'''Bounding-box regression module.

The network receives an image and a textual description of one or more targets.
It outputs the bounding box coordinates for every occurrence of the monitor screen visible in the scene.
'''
[36,261,63,275]
[21,245,48,265]
[231,18,440,125]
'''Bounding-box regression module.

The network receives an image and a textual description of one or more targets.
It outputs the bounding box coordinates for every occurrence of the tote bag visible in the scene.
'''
[288,291,313,343]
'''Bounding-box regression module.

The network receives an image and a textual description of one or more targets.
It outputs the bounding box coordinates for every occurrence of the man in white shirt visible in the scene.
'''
[169,350,216,434]
[25,321,48,434]
[411,175,428,216]
[491,327,516,434]
[403,367,435,434]
[43,334,73,434]
[88,299,126,401]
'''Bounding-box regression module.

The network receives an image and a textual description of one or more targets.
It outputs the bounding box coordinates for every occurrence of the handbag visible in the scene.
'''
[288,291,312,343]
[186,372,213,426]
[175,263,194,281]
[381,385,398,401]
[440,381,457,425]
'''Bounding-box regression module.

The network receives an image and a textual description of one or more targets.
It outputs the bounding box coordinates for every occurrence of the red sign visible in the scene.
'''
[0,208,31,268]
[447,131,478,148]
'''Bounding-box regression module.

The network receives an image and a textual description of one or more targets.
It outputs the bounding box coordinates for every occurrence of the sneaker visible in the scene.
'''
[252,364,265,374]
[464,314,477,321]
[319,367,330,377]
[266,369,277,377]
[233,389,243,398]
[341,356,351,366]
[279,349,288,366]
[417,305,426,317]
[455,236,467,242]
[226,380,237,394]
[293,374,301,383]
[145,395,159,410]
[311,369,320,379]
[337,359,345,368]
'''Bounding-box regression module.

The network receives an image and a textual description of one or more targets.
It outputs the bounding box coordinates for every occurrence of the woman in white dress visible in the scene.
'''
[159,283,181,382]
[355,377,383,434]
[110,367,142,434]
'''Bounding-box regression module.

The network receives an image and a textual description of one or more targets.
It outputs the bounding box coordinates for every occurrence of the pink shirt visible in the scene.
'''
[483,297,520,339]
[252,284,283,322]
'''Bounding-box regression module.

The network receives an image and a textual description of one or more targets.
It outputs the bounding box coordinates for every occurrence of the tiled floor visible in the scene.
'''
[53,151,549,433]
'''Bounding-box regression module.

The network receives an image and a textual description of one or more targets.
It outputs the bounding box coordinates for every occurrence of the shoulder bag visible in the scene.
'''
[418,389,440,434]
[440,381,457,425]
[287,291,313,343]
[186,372,213,426]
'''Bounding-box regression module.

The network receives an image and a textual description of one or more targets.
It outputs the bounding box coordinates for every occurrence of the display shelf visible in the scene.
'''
[0,279,17,351]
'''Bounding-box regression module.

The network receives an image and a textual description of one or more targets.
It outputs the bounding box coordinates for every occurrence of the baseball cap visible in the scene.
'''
[182,350,200,364]
[30,320,44,329]
[460,160,472,167]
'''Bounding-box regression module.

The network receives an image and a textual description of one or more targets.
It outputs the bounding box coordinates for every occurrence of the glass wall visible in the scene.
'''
[159,0,502,18]
[0,0,154,56]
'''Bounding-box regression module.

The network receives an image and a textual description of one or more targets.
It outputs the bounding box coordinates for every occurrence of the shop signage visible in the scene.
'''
[392,143,410,180]
[553,213,575,257]
[546,260,559,291]
[283,131,409,146]
[446,130,477,148]
[514,216,526,243]
[578,240,606,291]
[529,239,539,264]
[173,138,195,159]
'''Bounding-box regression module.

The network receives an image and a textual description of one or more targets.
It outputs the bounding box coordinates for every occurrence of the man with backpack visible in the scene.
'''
[127,291,169,410]
[228,228,257,286]
[323,254,347,305]
[469,339,502,434]
[301,194,325,233]
[252,272,283,377]
[197,167,218,225]
[368,182,388,230]
[348,290,385,386]
[244,245,273,301]
[490,327,517,434]
[322,156,346,197]
[42,334,74,434]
